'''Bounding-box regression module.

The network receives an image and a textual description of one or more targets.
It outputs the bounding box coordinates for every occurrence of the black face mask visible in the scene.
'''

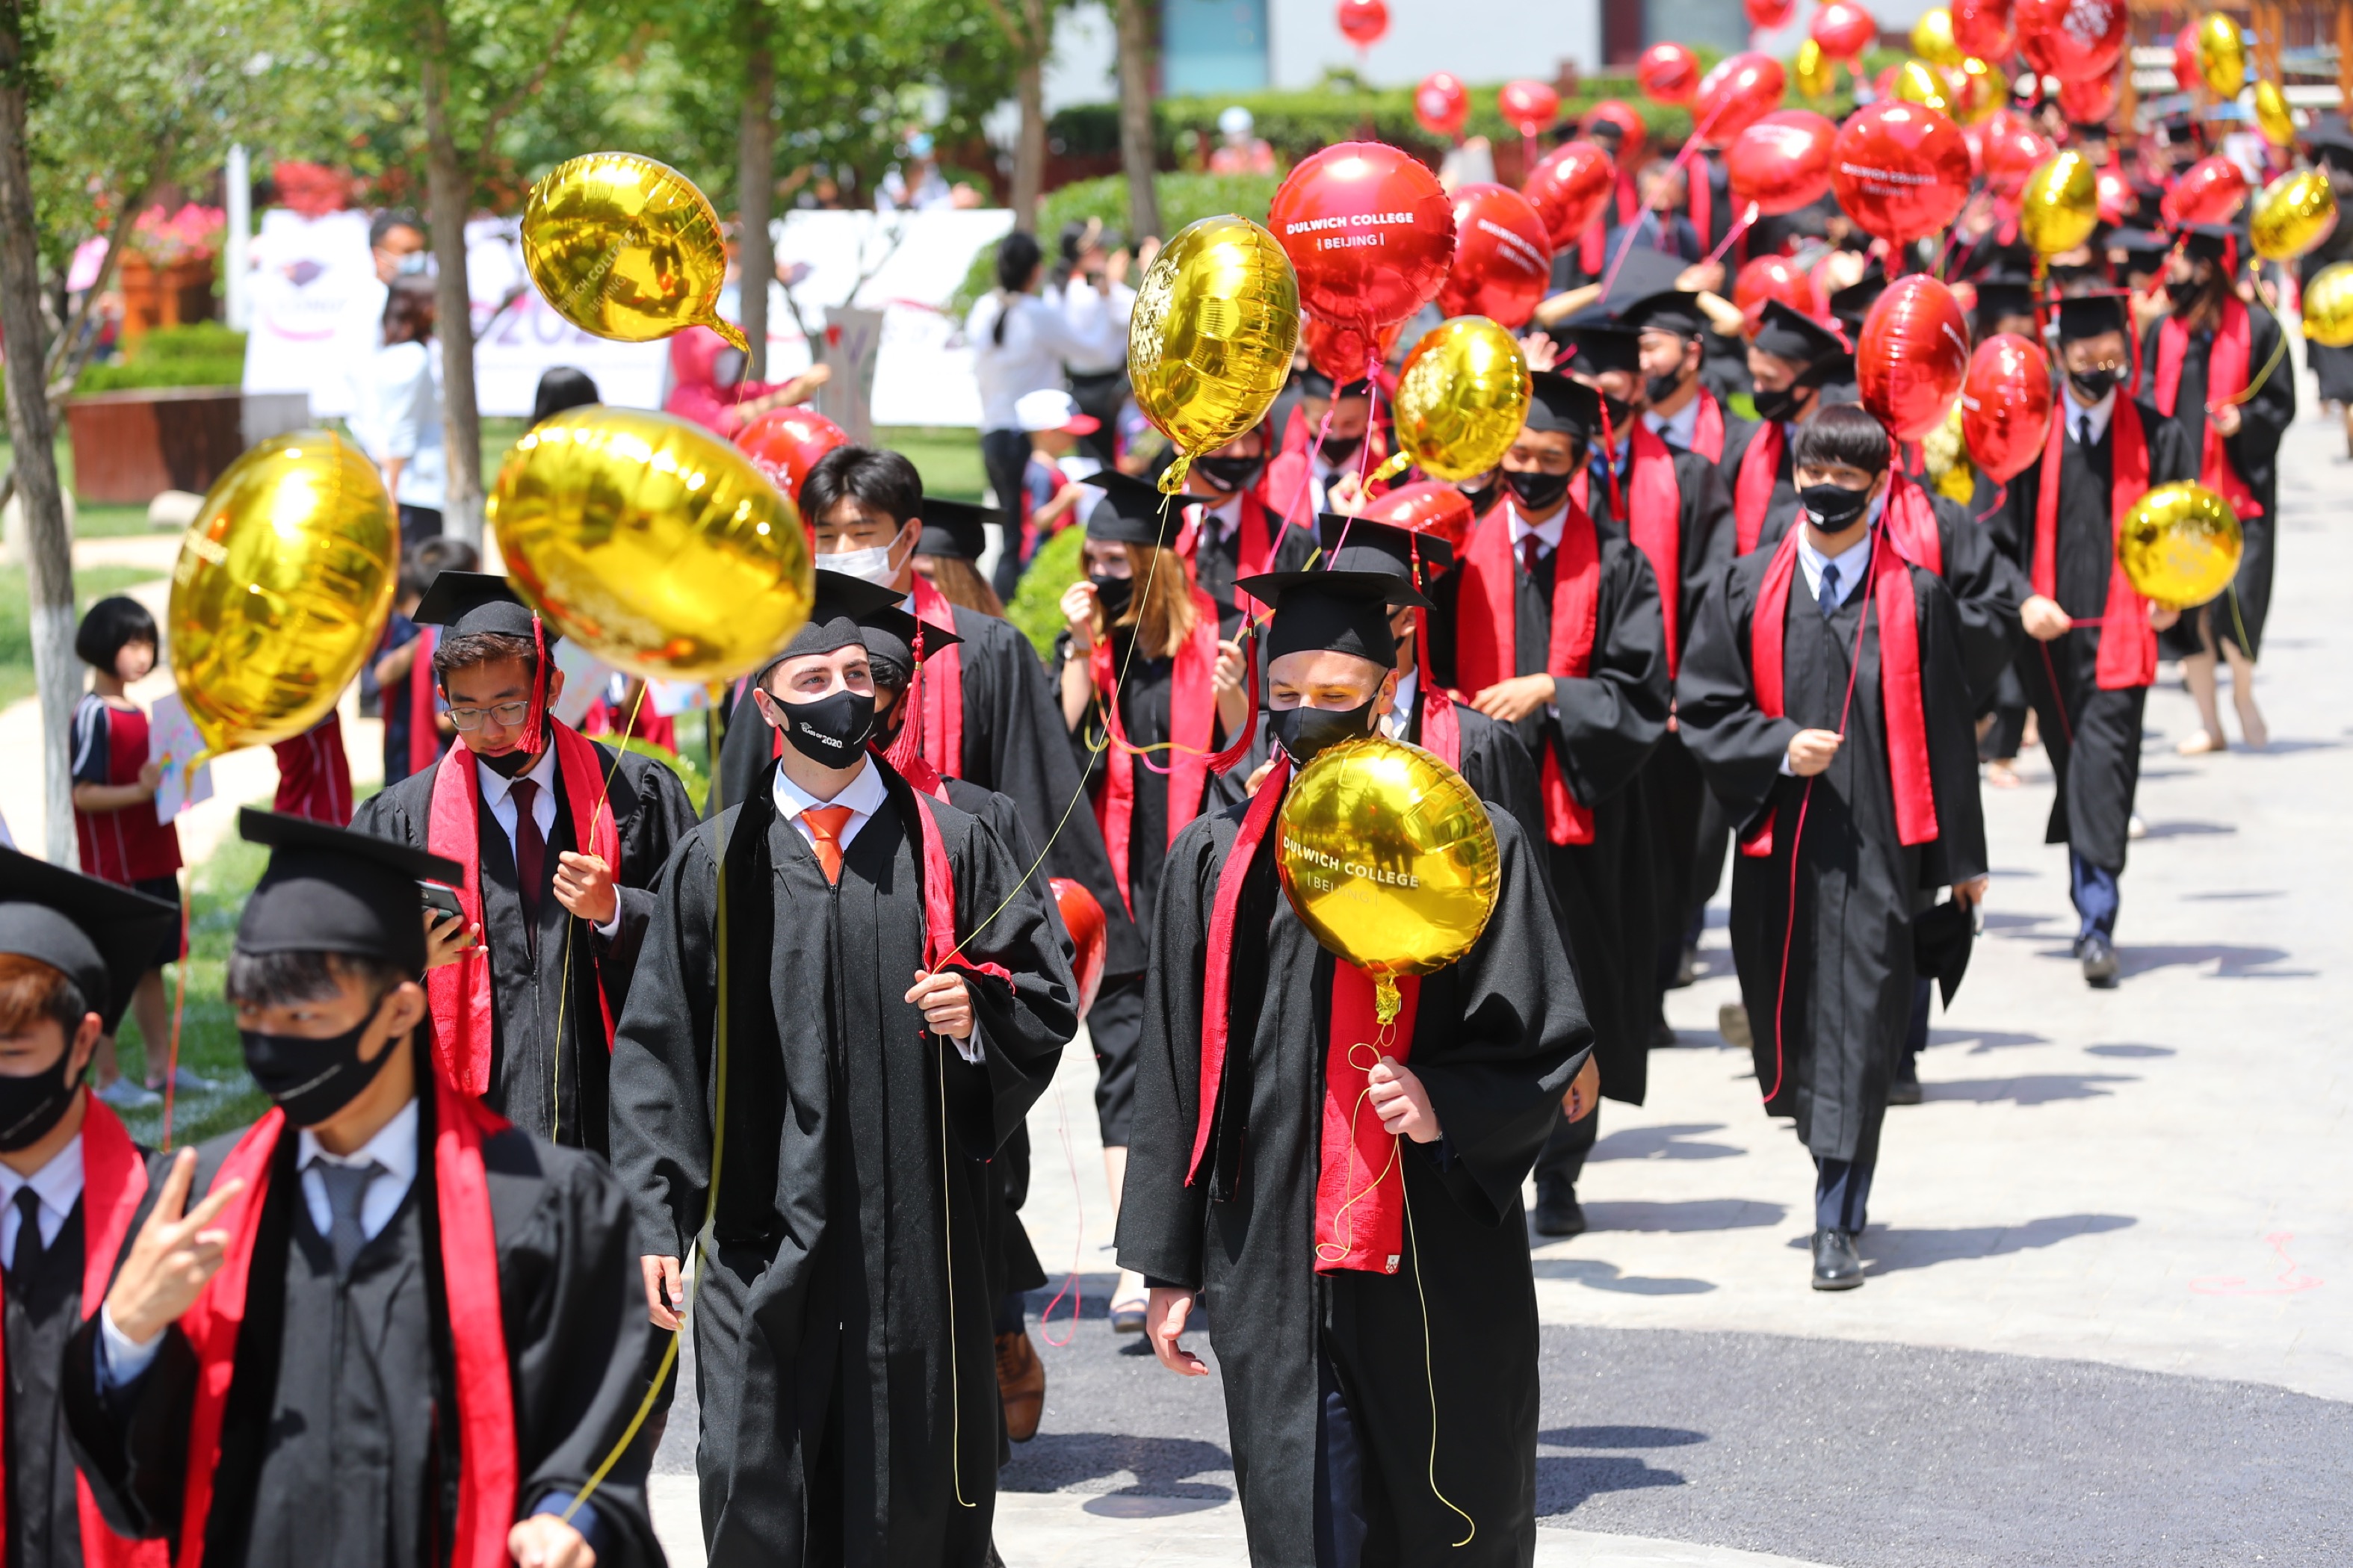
[1317,434,1365,465]
[2068,366,2121,402]
[1645,369,1688,407]
[1502,467,1572,512]
[1089,573,1134,621]
[1268,698,1376,766]
[0,1045,84,1153]
[241,997,401,1128]
[2165,277,2205,311]
[1459,477,1499,515]
[1798,482,1873,530]
[775,688,876,764]
[475,744,537,779]
[1752,383,1808,424]
[1195,454,1265,492]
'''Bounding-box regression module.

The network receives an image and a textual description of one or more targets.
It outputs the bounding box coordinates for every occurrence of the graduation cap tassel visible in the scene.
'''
[523,615,549,755]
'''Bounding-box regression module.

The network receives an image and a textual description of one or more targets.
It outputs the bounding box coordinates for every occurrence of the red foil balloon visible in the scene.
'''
[1728,110,1838,215]
[1415,71,1470,138]
[735,405,849,499]
[1048,878,1108,1020]
[1522,141,1617,250]
[2015,0,2127,81]
[2165,155,2250,226]
[2059,72,2117,125]
[1959,332,2053,483]
[2094,164,2130,225]
[1857,274,1973,441]
[1811,0,1881,63]
[1979,117,2055,199]
[1745,0,1796,26]
[1693,53,1789,143]
[1336,0,1388,47]
[1637,43,1702,106]
[1271,142,1453,344]
[1831,100,1973,244]
[2170,25,2200,91]
[1302,312,1406,381]
[1734,253,1823,338]
[1586,99,1649,164]
[1357,480,1477,552]
[1498,79,1562,140]
[1438,183,1555,329]
[1952,0,2013,59]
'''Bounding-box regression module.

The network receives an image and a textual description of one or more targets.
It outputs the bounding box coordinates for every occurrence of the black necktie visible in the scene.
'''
[318,1159,383,1277]
[510,777,545,932]
[1819,562,1843,619]
[10,1186,43,1276]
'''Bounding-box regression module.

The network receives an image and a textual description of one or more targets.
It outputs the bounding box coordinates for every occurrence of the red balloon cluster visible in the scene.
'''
[2163,155,2249,225]
[1693,53,1788,144]
[1960,332,2053,483]
[2059,73,2117,125]
[1810,0,1880,63]
[1438,183,1554,329]
[1637,43,1701,106]
[1272,142,1453,370]
[1728,111,1838,216]
[1302,313,1407,382]
[1952,0,2013,59]
[1858,275,1972,442]
[1499,79,1562,140]
[1734,254,1822,338]
[1586,99,1648,164]
[1336,0,1388,46]
[1048,878,1108,1020]
[1521,141,1616,250]
[736,406,849,499]
[2015,0,2128,81]
[1977,114,2055,200]
[1357,480,1477,551]
[1831,101,1972,244]
[1415,72,1470,138]
[1744,0,1795,26]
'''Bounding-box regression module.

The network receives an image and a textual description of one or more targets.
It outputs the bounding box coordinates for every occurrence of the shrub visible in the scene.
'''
[75,323,246,394]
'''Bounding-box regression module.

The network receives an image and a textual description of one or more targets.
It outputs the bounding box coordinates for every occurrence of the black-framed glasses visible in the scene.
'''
[445,699,533,731]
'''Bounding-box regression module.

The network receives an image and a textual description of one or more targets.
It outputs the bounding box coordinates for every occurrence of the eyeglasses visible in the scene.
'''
[445,699,534,731]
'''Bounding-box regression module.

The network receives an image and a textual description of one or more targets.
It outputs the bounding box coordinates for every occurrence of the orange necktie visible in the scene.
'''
[803,804,855,884]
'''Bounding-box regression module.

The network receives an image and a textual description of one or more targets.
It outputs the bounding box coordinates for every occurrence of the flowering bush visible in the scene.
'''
[129,203,225,266]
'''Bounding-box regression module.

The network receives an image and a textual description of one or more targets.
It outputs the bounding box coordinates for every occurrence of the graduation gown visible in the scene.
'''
[1676,545,1986,1167]
[61,1085,661,1567]
[1718,418,1801,557]
[607,761,1076,1567]
[350,743,695,1154]
[1115,796,1586,1568]
[1184,492,1318,618]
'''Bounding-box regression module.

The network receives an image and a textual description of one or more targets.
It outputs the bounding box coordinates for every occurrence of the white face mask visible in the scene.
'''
[814,539,902,587]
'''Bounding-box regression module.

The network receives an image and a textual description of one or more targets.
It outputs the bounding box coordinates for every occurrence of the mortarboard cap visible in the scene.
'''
[1616,287,1707,338]
[2106,226,2172,259]
[856,603,960,690]
[768,570,909,672]
[1559,318,1642,377]
[1083,468,1179,547]
[2176,222,2242,265]
[1751,299,1852,369]
[2307,117,2353,170]
[0,848,177,1032]
[1523,371,1603,439]
[236,809,465,978]
[1826,264,1888,329]
[1312,512,1456,588]
[1234,569,1424,666]
[2055,291,2133,343]
[915,497,994,562]
[409,571,547,643]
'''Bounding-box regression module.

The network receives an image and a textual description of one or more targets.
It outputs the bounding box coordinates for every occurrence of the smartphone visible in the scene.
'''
[419,882,465,923]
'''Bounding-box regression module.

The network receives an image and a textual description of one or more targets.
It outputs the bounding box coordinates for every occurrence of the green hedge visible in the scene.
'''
[954,170,1284,318]
[75,323,246,395]
[1006,522,1088,661]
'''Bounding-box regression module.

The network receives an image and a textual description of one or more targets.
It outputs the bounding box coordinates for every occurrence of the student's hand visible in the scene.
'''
[1326,470,1364,511]
[1561,1055,1601,1121]
[552,852,618,926]
[1060,580,1099,651]
[1518,332,1562,371]
[105,1149,244,1347]
[2207,400,2242,438]
[906,969,974,1041]
[1145,1286,1211,1377]
[1786,728,1843,776]
[1951,876,1990,909]
[2148,602,2180,632]
[1677,257,1727,294]
[424,911,480,970]
[136,759,164,797]
[508,1513,596,1568]
[1367,1056,1442,1143]
[2020,594,2072,642]
[641,1255,684,1330]
[1470,673,1556,724]
[1212,639,1246,698]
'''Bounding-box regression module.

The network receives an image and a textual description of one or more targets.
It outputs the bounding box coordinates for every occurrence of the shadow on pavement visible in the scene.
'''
[1589,1123,1744,1162]
[1536,1454,1689,1514]
[2135,819,2238,838]
[2083,1042,2174,1058]
[2112,943,2310,978]
[1000,1433,1235,1501]
[1531,1257,1716,1295]
[1578,1199,1787,1232]
[1854,1212,2136,1275]
[1926,1026,2049,1053]
[1919,1072,2138,1105]
[1542,1425,1707,1448]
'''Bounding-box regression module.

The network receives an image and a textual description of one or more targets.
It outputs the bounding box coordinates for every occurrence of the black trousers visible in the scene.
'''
[1088,970,1146,1147]
[981,427,1035,603]
[1533,1101,1598,1192]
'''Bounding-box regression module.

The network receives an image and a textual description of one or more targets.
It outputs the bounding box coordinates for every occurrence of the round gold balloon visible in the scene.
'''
[2194,13,2245,99]
[2252,80,2295,148]
[1793,38,1838,100]
[2020,150,2100,258]
[1375,317,1531,485]
[1891,58,1952,115]
[2119,483,2242,609]
[1911,7,1962,67]
[489,407,812,683]
[1128,214,1302,495]
[522,152,749,353]
[2305,263,2353,349]
[2249,168,2339,262]
[168,430,398,757]
[1276,735,1500,990]
[1946,57,2000,124]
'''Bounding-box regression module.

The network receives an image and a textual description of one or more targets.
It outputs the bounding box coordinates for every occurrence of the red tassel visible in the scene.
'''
[524,616,548,754]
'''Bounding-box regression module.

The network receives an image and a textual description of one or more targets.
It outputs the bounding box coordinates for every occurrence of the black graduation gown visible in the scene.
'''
[2139,307,2295,657]
[6,1186,123,1568]
[1188,495,1318,618]
[1914,493,2028,707]
[1717,417,1802,555]
[1428,534,1671,1106]
[350,743,695,1154]
[1405,686,1547,858]
[1115,798,1587,1568]
[1676,549,1987,1168]
[1991,402,2195,871]
[607,764,1076,1567]
[62,1094,661,1567]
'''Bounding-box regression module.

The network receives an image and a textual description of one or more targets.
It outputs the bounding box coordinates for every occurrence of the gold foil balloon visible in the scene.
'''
[1891,58,1952,114]
[2249,168,2340,261]
[1911,7,1963,66]
[2020,150,2100,257]
[2252,80,2295,147]
[522,152,748,353]
[489,406,812,683]
[1793,38,1838,100]
[1128,214,1302,494]
[2120,483,2242,609]
[1277,735,1500,1008]
[1374,317,1531,485]
[168,430,397,757]
[2305,263,2353,349]
[2194,13,2245,99]
[1946,57,2000,123]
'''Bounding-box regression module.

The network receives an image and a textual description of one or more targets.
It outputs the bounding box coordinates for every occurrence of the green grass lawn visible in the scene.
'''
[876,425,987,502]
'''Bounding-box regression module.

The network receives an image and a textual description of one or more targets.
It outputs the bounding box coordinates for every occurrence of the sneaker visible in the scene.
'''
[149,1066,217,1094]
[96,1079,161,1110]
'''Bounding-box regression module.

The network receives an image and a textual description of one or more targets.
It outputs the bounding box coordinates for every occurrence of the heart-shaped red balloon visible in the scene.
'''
[1272,142,1454,341]
[1728,110,1839,216]
[1357,480,1477,551]
[1694,53,1788,144]
[1960,332,2053,483]
[2163,155,2249,226]
[1521,141,1616,250]
[1585,99,1648,164]
[1301,312,1407,382]
[1979,117,2055,200]
[1744,0,1795,26]
[1499,79,1562,140]
[2015,0,2127,81]
[1811,0,1880,63]
[1438,183,1554,329]
[1336,0,1388,46]
[1048,878,1107,1020]
[1734,254,1823,338]
[1831,101,1973,244]
[2059,72,2118,125]
[1858,274,1973,441]
[735,406,849,500]
[1637,43,1701,106]
[1415,72,1470,138]
[1952,0,2012,59]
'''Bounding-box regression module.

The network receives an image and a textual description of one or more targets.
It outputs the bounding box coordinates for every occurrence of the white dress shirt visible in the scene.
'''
[0,1132,82,1260]
[1644,394,1701,451]
[2062,382,2116,447]
[1385,667,1420,740]
[476,747,619,938]
[1506,500,1566,557]
[965,291,1128,432]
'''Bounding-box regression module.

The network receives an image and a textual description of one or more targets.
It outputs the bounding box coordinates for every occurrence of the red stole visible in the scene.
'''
[1692,390,1726,464]
[2034,399,2156,690]
[1453,503,1601,845]
[176,1076,516,1568]
[909,574,965,778]
[1627,422,1685,674]
[2154,299,2260,518]
[1414,681,1461,769]
[0,1101,162,1567]
[406,626,440,778]
[1740,526,1938,857]
[1734,421,1785,555]
[1088,586,1222,918]
[425,722,621,1097]
[1881,470,1944,576]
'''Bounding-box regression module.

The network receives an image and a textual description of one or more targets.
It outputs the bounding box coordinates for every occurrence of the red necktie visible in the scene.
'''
[1521,533,1546,579]
[509,777,545,934]
[804,805,855,884]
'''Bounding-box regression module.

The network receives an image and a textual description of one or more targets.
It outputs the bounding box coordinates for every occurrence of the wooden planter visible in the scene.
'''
[65,386,245,503]
[116,252,218,347]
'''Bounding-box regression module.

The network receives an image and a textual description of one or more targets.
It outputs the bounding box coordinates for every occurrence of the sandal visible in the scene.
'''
[1109,1268,1149,1333]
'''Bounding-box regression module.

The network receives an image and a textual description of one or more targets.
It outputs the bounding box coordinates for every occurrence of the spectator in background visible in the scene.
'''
[1604,160,1705,265]
[663,323,830,439]
[346,275,447,540]
[1046,219,1137,469]
[531,364,600,426]
[581,672,680,756]
[998,388,1099,600]
[878,130,955,211]
[1208,105,1277,174]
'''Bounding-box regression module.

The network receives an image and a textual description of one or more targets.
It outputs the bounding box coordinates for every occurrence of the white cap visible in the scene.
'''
[1015,388,1100,435]
[1219,105,1255,139]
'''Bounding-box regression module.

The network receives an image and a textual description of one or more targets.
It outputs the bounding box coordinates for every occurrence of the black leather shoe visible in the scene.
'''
[1533,1187,1586,1239]
[1669,943,1698,989]
[1811,1228,1864,1290]
[1888,1058,1923,1106]
[2079,931,2120,988]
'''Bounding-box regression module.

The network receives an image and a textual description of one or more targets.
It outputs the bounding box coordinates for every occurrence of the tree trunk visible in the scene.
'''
[0,13,78,866]
[1114,0,1162,241]
[1010,0,1048,233]
[420,13,486,547]
[736,25,776,380]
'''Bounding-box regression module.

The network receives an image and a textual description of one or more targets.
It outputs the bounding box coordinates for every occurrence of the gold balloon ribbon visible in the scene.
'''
[1404,1184,1477,1547]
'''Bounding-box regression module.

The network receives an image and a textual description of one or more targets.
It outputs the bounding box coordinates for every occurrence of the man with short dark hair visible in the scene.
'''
[1720,300,1857,557]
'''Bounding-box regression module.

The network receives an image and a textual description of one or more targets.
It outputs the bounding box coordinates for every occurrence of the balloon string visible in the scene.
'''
[1287,404,1336,534]
[1702,204,1757,270]
[159,884,190,1147]
[550,678,654,1148]
[1402,1179,1476,1549]
[1035,1080,1085,1347]
[1311,1029,1402,1266]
